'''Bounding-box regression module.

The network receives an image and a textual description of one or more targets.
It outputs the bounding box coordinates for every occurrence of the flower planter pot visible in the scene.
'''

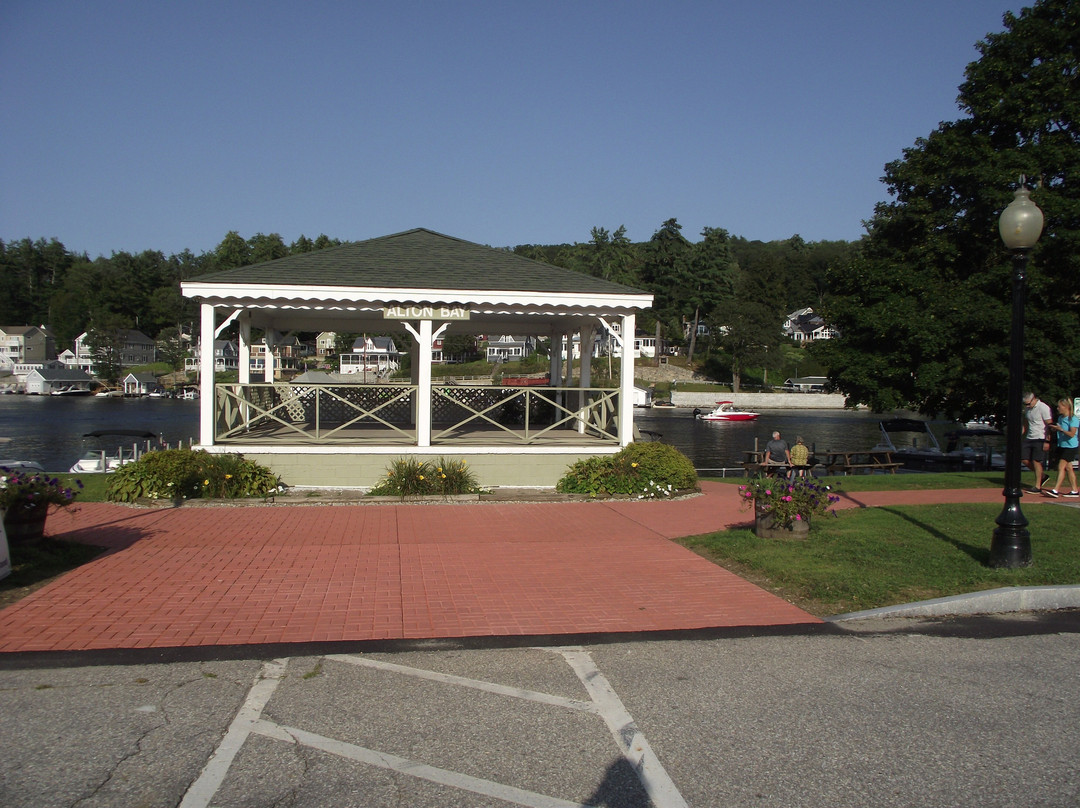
[2,506,48,544]
[754,504,810,540]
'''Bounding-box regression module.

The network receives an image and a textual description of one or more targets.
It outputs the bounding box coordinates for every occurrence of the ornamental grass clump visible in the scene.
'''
[367,457,480,498]
[0,468,82,515]
[738,476,841,527]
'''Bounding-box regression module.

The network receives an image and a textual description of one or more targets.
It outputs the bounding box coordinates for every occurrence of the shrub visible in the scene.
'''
[555,442,698,498]
[367,457,481,498]
[106,449,282,503]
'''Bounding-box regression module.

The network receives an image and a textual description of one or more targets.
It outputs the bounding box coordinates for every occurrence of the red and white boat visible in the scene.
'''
[694,401,760,421]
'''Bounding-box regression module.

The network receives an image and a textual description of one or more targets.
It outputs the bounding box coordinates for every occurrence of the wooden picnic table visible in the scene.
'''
[823,449,901,475]
[742,450,816,477]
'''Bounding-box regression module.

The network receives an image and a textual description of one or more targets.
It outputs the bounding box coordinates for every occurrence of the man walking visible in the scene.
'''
[1022,392,1053,491]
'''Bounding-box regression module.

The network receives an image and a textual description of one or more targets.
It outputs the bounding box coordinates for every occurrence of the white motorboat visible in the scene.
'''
[694,401,760,421]
[0,438,45,473]
[69,429,159,473]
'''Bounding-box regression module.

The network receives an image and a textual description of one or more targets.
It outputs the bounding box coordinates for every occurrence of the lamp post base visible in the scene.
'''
[990,501,1032,568]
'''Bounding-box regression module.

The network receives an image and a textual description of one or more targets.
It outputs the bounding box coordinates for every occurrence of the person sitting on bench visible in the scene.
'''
[762,431,791,474]
[789,435,809,477]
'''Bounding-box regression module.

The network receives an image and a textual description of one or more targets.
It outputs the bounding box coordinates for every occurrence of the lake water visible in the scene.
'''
[0,395,947,474]
[0,396,200,472]
[634,407,894,472]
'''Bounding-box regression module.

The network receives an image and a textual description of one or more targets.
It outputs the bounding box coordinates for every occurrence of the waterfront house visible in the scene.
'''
[73,329,156,373]
[0,326,55,369]
[123,372,164,396]
[24,367,94,395]
[180,228,653,488]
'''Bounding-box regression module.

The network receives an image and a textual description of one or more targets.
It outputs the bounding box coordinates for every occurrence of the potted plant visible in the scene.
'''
[737,476,840,539]
[0,468,82,543]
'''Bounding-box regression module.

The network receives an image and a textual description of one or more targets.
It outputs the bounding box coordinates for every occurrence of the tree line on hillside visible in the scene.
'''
[0,224,855,393]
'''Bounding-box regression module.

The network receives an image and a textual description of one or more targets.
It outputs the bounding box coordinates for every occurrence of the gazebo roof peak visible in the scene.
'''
[190,227,649,296]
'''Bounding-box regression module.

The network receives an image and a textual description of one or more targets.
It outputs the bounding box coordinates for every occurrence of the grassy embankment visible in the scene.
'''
[691,473,1080,616]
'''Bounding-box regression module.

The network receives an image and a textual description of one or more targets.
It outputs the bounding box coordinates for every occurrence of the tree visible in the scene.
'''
[711,257,786,391]
[815,0,1080,419]
[155,326,188,372]
[685,227,737,362]
[641,218,692,349]
[84,316,133,385]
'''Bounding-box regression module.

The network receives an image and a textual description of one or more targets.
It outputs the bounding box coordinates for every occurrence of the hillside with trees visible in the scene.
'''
[1,223,854,391]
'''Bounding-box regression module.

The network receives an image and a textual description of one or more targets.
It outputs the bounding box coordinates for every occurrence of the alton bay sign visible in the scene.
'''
[383,305,470,320]
[180,228,653,488]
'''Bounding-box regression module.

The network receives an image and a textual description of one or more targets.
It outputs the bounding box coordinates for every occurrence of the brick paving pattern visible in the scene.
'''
[0,482,1024,653]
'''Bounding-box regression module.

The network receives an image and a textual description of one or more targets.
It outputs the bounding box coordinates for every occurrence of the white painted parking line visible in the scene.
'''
[325,653,599,713]
[557,649,690,808]
[179,650,688,808]
[251,718,592,808]
[179,658,289,808]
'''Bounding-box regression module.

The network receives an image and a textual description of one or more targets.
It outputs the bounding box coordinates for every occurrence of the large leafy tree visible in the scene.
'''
[711,255,787,391]
[685,226,737,361]
[816,0,1079,419]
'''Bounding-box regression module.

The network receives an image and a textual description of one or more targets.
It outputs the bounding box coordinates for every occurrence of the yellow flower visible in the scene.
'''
[437,467,443,473]
[631,462,639,468]
[418,475,424,480]
[441,474,446,479]
[203,479,210,485]
[225,474,232,479]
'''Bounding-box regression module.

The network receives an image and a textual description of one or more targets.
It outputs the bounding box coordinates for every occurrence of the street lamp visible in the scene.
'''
[991,181,1044,568]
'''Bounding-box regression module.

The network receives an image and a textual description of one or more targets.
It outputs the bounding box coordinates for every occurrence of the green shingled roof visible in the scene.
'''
[190,228,648,296]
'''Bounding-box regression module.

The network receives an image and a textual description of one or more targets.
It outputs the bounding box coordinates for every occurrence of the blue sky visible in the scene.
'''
[1,1,1023,258]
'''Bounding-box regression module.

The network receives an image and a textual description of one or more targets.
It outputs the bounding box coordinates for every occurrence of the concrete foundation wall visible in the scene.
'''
[671,391,847,409]
[216,447,618,489]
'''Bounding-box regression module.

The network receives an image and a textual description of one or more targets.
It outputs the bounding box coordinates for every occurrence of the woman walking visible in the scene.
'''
[1044,398,1078,498]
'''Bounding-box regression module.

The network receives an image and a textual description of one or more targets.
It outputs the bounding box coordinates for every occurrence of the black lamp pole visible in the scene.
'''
[991,182,1044,569]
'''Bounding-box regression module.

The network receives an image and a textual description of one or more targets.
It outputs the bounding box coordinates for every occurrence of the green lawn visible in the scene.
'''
[678,494,1080,617]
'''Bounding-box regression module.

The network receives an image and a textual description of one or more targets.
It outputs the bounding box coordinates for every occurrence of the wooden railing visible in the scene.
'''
[214,383,620,445]
[216,383,418,442]
[432,386,620,444]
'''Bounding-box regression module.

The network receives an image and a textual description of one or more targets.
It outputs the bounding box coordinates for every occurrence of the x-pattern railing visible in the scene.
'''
[432,386,619,444]
[214,383,619,445]
[216,383,417,442]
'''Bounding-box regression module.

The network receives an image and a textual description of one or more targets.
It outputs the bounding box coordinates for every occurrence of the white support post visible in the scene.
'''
[548,330,562,389]
[238,313,251,385]
[578,325,594,434]
[263,330,276,383]
[618,313,636,446]
[199,303,216,446]
[563,330,573,387]
[416,319,433,446]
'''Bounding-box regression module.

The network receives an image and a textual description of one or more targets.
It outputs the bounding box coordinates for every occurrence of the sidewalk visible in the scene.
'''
[0,482,1057,653]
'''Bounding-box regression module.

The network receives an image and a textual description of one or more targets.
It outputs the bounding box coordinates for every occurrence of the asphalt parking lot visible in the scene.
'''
[2,611,1078,808]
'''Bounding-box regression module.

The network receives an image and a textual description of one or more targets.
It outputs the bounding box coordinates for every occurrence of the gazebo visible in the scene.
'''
[180,228,654,488]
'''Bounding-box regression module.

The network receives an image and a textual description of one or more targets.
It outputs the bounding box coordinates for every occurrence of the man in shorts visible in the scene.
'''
[1022,391,1053,491]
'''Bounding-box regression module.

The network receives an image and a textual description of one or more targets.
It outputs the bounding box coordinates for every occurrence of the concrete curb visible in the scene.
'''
[825,585,1080,622]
